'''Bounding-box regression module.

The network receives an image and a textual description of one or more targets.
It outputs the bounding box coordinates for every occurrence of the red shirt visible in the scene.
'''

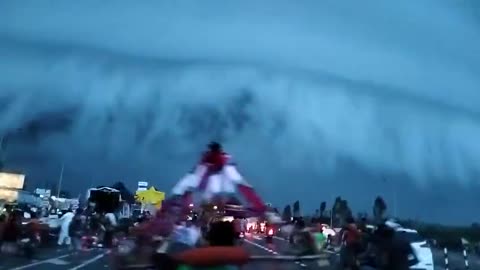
[201,151,228,172]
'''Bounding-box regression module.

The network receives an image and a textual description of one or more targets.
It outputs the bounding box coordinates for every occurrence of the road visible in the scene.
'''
[0,235,332,270]
[431,248,480,270]
[2,236,476,270]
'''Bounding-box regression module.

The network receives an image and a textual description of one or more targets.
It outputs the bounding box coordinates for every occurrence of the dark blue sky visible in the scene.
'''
[0,1,479,225]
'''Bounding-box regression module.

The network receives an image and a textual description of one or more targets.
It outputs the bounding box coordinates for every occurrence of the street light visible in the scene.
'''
[213,205,218,210]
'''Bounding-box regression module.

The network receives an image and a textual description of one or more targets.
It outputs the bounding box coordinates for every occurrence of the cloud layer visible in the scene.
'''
[0,1,479,221]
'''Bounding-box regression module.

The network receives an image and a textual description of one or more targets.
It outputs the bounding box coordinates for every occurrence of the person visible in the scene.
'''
[103,212,117,248]
[0,214,6,246]
[232,218,242,239]
[313,227,327,252]
[58,209,75,246]
[339,217,361,270]
[373,224,418,270]
[69,209,86,250]
[1,210,21,254]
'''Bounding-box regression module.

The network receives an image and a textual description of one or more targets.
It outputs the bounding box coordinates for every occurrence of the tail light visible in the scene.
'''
[268,229,274,236]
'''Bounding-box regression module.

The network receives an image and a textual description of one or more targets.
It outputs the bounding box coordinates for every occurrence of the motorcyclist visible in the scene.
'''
[357,223,418,270]
[375,224,418,270]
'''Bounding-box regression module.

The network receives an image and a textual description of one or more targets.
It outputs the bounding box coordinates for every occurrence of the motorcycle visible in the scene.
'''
[265,228,274,244]
[18,233,40,259]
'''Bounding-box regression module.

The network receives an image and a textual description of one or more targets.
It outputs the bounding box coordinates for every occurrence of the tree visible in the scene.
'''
[282,205,292,221]
[293,200,301,218]
[320,201,326,217]
[373,196,387,224]
[332,196,352,226]
[340,199,353,222]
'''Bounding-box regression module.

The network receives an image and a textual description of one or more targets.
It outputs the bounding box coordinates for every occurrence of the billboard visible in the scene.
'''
[0,172,25,189]
[0,188,19,202]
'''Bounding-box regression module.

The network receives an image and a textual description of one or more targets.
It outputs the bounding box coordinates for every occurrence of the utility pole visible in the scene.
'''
[57,162,65,198]
[393,181,398,218]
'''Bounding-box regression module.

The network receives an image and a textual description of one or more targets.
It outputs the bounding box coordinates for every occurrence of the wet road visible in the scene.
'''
[0,234,333,270]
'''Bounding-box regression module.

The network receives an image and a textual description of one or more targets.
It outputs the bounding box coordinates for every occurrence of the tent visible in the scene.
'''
[111,182,135,204]
[135,187,165,208]
[87,187,121,213]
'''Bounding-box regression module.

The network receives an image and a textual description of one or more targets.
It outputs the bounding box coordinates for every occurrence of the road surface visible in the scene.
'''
[2,236,476,269]
[0,234,332,270]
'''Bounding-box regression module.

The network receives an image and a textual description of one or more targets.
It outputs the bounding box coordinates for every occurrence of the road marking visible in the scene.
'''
[252,235,262,240]
[9,254,72,270]
[294,261,307,267]
[67,251,109,270]
[244,239,306,267]
[274,236,286,241]
[48,258,70,265]
[244,239,276,253]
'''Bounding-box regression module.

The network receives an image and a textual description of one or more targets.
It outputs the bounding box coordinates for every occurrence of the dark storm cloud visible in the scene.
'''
[0,1,479,223]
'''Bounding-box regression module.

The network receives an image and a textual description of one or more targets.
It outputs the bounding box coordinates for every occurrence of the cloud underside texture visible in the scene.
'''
[0,1,479,222]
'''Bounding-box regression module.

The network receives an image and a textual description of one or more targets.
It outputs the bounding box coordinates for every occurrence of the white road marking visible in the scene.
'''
[274,236,286,241]
[67,251,109,270]
[244,239,306,267]
[9,254,72,270]
[48,258,70,265]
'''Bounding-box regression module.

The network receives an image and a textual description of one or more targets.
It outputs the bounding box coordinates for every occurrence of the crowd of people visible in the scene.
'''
[334,217,418,270]
[0,201,419,270]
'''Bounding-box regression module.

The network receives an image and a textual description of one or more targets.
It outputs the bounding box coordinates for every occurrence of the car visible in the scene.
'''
[395,228,434,270]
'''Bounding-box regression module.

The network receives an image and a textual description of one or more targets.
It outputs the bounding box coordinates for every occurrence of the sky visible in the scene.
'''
[0,1,479,225]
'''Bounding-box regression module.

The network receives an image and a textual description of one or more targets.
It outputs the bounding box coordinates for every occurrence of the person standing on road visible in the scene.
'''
[58,209,74,246]
[103,212,117,248]
[339,217,361,270]
[1,210,21,254]
[69,209,86,250]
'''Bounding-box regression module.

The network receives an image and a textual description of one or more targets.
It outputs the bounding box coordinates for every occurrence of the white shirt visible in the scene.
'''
[105,213,117,226]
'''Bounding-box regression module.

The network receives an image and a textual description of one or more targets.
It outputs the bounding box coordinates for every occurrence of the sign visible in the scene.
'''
[138,181,148,187]
[35,188,51,198]
[137,181,148,192]
[0,172,25,189]
[0,188,19,202]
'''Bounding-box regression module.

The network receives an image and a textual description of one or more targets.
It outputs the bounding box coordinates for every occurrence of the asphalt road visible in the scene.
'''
[3,236,475,270]
[0,235,332,270]
[431,248,480,270]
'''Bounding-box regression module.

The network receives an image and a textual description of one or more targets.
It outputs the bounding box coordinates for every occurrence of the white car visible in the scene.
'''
[395,228,434,270]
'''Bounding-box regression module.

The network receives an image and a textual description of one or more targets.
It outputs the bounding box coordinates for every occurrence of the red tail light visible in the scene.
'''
[268,229,274,236]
